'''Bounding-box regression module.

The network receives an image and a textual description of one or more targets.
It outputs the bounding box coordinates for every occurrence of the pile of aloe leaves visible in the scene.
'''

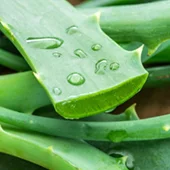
[0,0,170,169]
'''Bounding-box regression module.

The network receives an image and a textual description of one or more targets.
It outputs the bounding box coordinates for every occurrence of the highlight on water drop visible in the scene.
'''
[66,25,79,35]
[91,44,102,51]
[67,72,85,86]
[26,37,64,49]
[53,52,62,57]
[110,62,120,71]
[74,49,87,58]
[95,59,108,75]
[53,87,62,95]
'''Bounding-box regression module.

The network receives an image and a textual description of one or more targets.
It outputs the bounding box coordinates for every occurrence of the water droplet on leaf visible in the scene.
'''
[74,49,87,58]
[95,59,108,75]
[53,87,62,95]
[66,25,78,35]
[92,44,102,51]
[110,62,120,71]
[53,52,62,57]
[26,37,63,49]
[67,72,85,86]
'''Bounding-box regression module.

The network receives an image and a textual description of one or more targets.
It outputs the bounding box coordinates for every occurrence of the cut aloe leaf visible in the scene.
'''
[34,104,139,121]
[0,0,147,118]
[0,68,161,115]
[0,124,128,170]
[0,71,50,113]
[82,104,139,121]
[83,1,170,55]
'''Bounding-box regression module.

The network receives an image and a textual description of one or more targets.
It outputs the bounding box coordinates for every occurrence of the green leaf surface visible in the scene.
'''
[82,1,170,54]
[145,65,170,88]
[0,71,50,113]
[0,48,29,71]
[142,40,170,64]
[1,106,170,142]
[90,139,170,170]
[0,0,147,118]
[34,104,139,121]
[77,0,160,8]
[0,124,128,170]
[0,65,165,115]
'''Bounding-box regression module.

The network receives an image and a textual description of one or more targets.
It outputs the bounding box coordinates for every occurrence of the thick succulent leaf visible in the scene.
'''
[2,106,170,142]
[83,1,170,54]
[0,125,128,170]
[34,104,139,121]
[82,104,139,121]
[145,65,170,88]
[0,48,29,71]
[0,65,164,115]
[90,139,170,170]
[142,40,170,64]
[0,0,147,118]
[77,0,160,8]
[0,71,50,113]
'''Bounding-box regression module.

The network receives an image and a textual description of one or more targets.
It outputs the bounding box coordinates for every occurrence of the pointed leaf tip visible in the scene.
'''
[133,45,144,58]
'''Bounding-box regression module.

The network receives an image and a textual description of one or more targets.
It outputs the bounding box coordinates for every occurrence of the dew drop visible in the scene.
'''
[67,72,85,86]
[26,37,64,49]
[53,52,62,58]
[110,62,120,71]
[92,44,102,51]
[53,87,62,95]
[95,59,108,75]
[74,49,87,58]
[66,25,78,35]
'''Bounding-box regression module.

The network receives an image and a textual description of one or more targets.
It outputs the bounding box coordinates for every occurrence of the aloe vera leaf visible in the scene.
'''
[1,106,170,142]
[81,104,139,121]
[0,0,147,119]
[82,1,170,55]
[142,40,170,64]
[0,66,164,114]
[35,104,139,121]
[0,125,128,170]
[119,42,143,51]
[0,35,18,54]
[0,153,46,170]
[77,0,160,8]
[90,139,170,170]
[145,65,170,88]
[0,48,29,71]
[0,71,50,113]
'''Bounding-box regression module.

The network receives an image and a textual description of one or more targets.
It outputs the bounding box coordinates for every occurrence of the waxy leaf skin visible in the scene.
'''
[0,124,128,170]
[0,0,147,118]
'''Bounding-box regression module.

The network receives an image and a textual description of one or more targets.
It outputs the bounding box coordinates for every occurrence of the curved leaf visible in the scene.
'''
[0,0,147,118]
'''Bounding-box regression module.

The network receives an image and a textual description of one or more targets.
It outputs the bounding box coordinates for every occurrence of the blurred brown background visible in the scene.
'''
[68,0,170,119]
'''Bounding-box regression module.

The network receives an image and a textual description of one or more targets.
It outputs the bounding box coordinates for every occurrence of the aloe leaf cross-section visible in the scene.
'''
[0,0,148,118]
